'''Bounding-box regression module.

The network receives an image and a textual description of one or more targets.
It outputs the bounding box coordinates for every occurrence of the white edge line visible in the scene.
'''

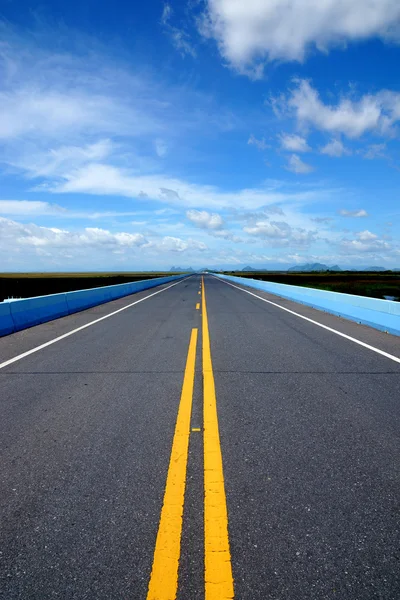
[214,276,400,365]
[0,278,189,370]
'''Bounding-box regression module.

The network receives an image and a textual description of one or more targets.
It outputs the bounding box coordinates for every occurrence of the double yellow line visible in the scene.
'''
[146,278,234,599]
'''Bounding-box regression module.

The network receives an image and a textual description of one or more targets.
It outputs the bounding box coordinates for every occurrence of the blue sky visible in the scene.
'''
[0,1,399,271]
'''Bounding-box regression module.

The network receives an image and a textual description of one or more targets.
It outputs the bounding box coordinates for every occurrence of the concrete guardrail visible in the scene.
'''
[0,275,187,337]
[213,273,400,336]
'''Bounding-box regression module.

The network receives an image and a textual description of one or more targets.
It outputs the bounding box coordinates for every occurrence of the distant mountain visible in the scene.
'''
[170,266,194,272]
[288,263,342,272]
[242,266,257,271]
[362,266,387,272]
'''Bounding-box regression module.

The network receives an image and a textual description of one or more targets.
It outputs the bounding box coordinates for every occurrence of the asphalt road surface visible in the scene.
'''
[0,274,399,600]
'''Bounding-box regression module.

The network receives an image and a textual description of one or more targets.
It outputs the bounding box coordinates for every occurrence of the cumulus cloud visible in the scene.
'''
[286,154,314,174]
[186,209,224,229]
[0,216,208,265]
[157,236,207,252]
[244,220,316,246]
[339,230,390,253]
[0,217,147,251]
[281,80,400,138]
[185,209,242,242]
[339,209,369,217]
[200,0,400,73]
[320,138,351,157]
[279,133,310,152]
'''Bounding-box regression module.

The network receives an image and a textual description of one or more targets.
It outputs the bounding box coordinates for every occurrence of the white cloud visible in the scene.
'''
[283,80,400,138]
[0,216,208,265]
[200,0,400,73]
[362,143,387,159]
[161,3,172,25]
[320,138,351,157]
[311,216,334,223]
[186,209,243,242]
[339,230,390,253]
[0,217,147,250]
[0,26,233,180]
[0,200,67,216]
[339,209,369,218]
[286,154,314,174]
[279,133,310,153]
[157,236,207,252]
[186,209,224,229]
[161,3,196,57]
[357,230,377,241]
[248,134,269,150]
[10,140,115,179]
[45,162,331,209]
[0,199,160,220]
[244,220,316,246]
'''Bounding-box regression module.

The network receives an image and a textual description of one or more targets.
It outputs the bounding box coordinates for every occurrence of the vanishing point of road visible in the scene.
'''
[0,275,399,599]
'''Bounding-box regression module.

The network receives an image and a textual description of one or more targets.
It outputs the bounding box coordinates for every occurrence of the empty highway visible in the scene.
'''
[0,274,399,599]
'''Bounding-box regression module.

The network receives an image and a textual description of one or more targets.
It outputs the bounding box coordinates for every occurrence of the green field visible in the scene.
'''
[223,271,400,302]
[0,272,185,302]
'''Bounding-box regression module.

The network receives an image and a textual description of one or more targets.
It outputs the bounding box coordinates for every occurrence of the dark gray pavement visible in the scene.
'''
[206,276,400,600]
[0,274,399,599]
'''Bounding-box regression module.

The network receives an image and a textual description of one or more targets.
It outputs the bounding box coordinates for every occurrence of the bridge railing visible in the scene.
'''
[213,273,400,336]
[0,275,187,337]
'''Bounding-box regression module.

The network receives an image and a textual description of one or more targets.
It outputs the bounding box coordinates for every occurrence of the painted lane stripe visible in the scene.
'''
[202,278,234,599]
[215,277,400,365]
[0,279,188,371]
[146,328,198,600]
[196,303,200,310]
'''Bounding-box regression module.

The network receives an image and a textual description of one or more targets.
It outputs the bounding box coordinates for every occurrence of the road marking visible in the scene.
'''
[202,278,234,599]
[192,427,201,432]
[215,277,400,365]
[147,328,198,600]
[196,303,200,310]
[0,279,188,371]
[198,291,201,295]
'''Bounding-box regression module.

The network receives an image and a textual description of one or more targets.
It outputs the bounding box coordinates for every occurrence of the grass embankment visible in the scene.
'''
[0,272,184,302]
[224,272,400,301]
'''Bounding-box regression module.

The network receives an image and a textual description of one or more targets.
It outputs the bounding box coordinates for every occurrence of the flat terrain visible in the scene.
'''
[0,272,183,302]
[0,275,399,599]
[228,271,400,301]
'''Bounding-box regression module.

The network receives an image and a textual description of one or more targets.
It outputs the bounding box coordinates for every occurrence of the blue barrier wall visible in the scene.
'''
[0,274,187,337]
[0,302,15,336]
[213,273,400,336]
[10,293,69,332]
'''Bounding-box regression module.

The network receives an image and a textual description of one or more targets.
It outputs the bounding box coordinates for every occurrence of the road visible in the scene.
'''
[0,274,399,599]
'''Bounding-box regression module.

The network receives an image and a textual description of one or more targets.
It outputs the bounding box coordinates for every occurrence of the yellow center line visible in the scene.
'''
[196,303,200,310]
[202,277,234,599]
[146,328,198,600]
